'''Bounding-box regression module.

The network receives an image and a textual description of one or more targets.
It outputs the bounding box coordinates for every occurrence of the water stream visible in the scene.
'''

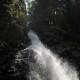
[24,30,79,80]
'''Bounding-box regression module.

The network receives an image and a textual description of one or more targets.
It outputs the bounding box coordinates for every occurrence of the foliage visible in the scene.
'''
[0,0,28,48]
[30,0,80,74]
[0,0,80,79]
[0,0,29,79]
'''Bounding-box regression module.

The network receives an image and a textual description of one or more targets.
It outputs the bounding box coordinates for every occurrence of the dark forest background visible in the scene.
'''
[0,0,80,80]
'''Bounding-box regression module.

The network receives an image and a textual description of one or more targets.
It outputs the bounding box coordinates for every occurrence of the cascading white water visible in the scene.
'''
[25,30,79,80]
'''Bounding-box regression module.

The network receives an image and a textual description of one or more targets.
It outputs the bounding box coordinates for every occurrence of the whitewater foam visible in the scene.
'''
[25,30,79,80]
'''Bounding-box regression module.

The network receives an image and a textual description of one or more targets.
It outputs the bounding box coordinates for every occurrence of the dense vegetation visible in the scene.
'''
[31,0,80,70]
[0,0,29,79]
[0,0,80,79]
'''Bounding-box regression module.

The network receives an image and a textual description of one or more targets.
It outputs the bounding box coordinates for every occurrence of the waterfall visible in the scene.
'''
[24,30,79,80]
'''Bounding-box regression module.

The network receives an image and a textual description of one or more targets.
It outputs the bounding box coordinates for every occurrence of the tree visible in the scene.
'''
[30,0,72,47]
[0,0,29,79]
[30,0,80,73]
[0,0,28,48]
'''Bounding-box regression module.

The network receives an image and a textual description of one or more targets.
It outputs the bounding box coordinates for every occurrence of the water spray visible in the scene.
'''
[26,30,79,80]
